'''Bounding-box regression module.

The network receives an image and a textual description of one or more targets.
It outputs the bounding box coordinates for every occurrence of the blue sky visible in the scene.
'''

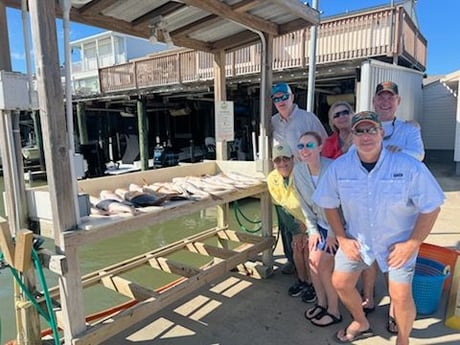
[5,0,459,76]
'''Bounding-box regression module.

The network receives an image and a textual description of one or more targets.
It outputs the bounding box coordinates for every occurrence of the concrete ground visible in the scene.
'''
[103,150,460,345]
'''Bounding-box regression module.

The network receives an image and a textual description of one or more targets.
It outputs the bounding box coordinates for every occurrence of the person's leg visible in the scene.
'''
[307,244,325,305]
[292,233,309,283]
[276,206,294,272]
[361,262,377,311]
[388,266,416,345]
[333,249,371,339]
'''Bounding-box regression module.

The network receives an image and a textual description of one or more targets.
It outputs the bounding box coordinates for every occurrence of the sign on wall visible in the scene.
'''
[215,101,234,141]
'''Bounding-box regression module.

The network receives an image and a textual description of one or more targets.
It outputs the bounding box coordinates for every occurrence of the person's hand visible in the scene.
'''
[386,144,402,152]
[308,233,321,252]
[337,237,361,261]
[325,236,339,254]
[387,240,420,269]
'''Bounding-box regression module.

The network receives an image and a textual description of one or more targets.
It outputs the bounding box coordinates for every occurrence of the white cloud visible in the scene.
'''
[11,51,25,60]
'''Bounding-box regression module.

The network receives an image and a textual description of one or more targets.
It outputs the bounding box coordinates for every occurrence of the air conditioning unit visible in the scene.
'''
[0,71,38,110]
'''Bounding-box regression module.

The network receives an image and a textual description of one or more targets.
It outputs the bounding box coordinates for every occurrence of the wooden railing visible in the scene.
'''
[99,6,426,94]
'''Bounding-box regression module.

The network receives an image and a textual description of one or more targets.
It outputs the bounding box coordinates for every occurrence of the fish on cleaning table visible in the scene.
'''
[90,195,139,216]
[116,187,169,207]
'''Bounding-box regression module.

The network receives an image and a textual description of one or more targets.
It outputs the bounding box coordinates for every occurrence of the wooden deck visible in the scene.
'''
[99,6,427,94]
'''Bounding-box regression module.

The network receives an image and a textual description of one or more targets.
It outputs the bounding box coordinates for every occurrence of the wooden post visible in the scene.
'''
[137,97,149,170]
[76,102,88,145]
[28,1,86,343]
[214,49,227,161]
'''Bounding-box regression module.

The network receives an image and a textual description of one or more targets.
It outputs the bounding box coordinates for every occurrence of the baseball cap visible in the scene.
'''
[272,144,292,161]
[375,81,399,95]
[351,111,382,129]
[271,83,292,96]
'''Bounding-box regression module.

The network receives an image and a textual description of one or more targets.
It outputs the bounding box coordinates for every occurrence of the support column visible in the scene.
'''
[455,79,460,175]
[307,0,319,112]
[137,97,149,170]
[29,1,85,343]
[76,102,88,145]
[214,50,227,161]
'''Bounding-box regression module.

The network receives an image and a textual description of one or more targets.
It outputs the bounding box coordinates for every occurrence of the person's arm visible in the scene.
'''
[387,207,440,269]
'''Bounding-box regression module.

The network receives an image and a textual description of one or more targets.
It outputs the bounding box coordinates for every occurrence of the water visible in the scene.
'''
[0,178,264,342]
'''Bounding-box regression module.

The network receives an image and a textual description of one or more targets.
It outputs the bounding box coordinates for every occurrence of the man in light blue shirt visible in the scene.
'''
[313,111,444,345]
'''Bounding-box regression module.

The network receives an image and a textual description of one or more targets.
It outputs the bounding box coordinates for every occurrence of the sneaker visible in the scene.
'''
[288,280,308,297]
[301,283,317,303]
[281,261,295,275]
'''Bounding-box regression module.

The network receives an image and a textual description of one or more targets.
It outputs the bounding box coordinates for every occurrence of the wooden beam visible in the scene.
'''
[181,0,278,36]
[13,229,33,272]
[101,274,160,300]
[78,0,119,15]
[279,19,309,35]
[132,1,185,26]
[149,257,204,278]
[212,30,258,51]
[186,241,236,259]
[265,0,320,26]
[170,14,220,37]
[172,36,214,52]
[0,218,14,266]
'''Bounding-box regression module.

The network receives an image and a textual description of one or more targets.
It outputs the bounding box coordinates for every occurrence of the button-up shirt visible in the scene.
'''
[383,118,425,161]
[312,148,444,271]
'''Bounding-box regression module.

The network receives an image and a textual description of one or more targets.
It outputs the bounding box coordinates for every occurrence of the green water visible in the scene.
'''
[0,178,264,342]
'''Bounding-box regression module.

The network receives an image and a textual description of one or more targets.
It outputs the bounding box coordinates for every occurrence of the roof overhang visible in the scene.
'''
[4,0,319,53]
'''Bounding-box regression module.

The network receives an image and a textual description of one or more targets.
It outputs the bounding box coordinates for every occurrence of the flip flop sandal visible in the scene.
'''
[304,305,327,320]
[387,316,398,334]
[334,327,373,343]
[310,310,343,327]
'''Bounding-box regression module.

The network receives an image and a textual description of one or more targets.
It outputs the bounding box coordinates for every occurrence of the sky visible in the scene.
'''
[4,0,459,76]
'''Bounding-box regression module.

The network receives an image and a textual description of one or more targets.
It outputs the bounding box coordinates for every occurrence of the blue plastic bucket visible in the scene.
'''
[412,257,450,315]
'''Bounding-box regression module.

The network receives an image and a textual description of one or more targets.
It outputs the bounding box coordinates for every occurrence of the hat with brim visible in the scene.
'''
[272,144,292,161]
[351,111,381,129]
[271,83,292,96]
[375,81,399,95]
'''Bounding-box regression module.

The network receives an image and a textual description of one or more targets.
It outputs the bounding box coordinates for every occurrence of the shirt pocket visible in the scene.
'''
[337,179,361,203]
[379,179,408,206]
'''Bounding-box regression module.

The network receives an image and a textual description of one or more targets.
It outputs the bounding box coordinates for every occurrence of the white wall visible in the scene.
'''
[421,80,456,150]
[357,59,424,122]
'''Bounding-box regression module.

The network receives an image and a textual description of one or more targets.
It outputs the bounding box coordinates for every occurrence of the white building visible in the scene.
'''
[70,31,168,95]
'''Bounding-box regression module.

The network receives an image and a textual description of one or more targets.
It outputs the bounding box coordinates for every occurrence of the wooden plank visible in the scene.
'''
[100,274,160,301]
[186,241,236,259]
[14,230,33,272]
[0,218,14,266]
[217,229,261,244]
[149,257,205,278]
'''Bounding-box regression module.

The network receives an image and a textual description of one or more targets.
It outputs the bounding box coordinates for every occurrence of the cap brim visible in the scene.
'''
[352,119,380,129]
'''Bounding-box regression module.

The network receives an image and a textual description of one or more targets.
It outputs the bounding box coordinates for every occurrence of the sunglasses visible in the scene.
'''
[273,156,291,164]
[333,109,350,118]
[352,127,381,136]
[272,94,290,103]
[296,142,317,150]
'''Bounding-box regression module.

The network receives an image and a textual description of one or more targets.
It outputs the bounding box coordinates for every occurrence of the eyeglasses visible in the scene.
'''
[333,109,350,118]
[273,156,291,164]
[296,142,317,150]
[272,94,290,103]
[352,127,381,136]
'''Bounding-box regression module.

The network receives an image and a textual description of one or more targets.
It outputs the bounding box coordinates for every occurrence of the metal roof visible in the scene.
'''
[5,0,319,52]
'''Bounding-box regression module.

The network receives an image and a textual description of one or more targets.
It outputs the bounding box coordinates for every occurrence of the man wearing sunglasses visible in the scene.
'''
[271,83,327,160]
[363,81,426,333]
[271,83,327,275]
[312,111,444,345]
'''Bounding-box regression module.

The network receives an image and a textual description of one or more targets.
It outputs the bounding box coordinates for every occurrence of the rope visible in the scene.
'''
[0,248,60,345]
[232,200,262,233]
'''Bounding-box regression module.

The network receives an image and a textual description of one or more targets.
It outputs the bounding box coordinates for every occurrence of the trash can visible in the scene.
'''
[412,257,450,315]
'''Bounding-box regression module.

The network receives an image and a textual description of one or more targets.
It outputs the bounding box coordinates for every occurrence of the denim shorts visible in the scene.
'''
[334,248,416,284]
[315,225,337,255]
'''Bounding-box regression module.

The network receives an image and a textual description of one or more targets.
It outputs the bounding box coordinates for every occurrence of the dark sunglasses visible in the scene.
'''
[352,127,381,136]
[333,109,350,118]
[273,156,291,164]
[273,94,290,103]
[296,142,317,150]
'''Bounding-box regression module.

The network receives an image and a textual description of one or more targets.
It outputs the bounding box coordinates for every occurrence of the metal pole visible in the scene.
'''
[307,0,319,112]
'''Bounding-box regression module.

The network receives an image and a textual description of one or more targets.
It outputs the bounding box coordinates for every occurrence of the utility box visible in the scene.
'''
[0,71,38,110]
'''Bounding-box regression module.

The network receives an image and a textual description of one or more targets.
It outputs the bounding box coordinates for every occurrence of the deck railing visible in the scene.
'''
[99,6,426,94]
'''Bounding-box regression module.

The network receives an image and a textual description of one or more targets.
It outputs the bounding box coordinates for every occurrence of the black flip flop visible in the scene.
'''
[304,305,327,320]
[387,316,398,334]
[310,310,343,327]
[334,327,373,343]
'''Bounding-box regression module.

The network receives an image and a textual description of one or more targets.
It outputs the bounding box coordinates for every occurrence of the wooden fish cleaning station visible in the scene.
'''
[0,1,319,344]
